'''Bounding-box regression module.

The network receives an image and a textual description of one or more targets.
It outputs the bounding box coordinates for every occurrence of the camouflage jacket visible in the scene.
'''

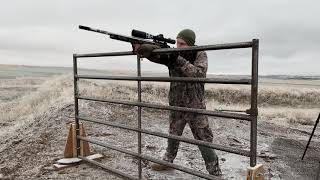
[147,51,208,109]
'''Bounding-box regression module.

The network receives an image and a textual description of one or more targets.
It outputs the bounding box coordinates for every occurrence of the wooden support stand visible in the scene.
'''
[247,164,265,180]
[53,123,103,170]
[64,122,91,158]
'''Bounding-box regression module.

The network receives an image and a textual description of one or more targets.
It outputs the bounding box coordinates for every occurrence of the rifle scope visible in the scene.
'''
[132,29,176,44]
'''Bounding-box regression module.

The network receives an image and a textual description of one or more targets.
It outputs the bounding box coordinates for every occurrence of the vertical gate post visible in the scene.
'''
[73,54,81,157]
[250,39,259,167]
[137,55,142,179]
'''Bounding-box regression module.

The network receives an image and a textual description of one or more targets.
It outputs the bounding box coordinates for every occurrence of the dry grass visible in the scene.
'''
[0,75,74,129]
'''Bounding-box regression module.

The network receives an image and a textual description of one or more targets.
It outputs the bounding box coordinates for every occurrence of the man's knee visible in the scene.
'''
[169,115,186,135]
[192,126,213,142]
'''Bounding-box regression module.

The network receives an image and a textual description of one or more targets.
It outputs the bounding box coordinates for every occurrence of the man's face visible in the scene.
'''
[176,38,189,48]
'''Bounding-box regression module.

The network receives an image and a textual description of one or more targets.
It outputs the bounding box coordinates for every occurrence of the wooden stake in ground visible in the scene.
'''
[247,164,265,180]
[64,123,91,158]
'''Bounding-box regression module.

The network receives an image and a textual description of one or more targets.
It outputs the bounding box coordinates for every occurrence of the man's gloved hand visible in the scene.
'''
[137,44,160,58]
[179,51,195,62]
[168,52,178,62]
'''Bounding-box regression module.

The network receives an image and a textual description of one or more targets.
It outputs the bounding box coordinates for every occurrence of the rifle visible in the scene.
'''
[79,25,175,49]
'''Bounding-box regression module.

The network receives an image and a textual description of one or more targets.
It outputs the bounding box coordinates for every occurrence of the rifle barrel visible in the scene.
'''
[78,25,166,47]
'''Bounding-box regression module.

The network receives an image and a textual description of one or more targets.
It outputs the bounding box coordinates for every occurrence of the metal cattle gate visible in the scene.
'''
[73,39,259,180]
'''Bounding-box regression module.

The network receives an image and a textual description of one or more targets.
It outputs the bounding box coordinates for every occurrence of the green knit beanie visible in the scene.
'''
[177,29,196,46]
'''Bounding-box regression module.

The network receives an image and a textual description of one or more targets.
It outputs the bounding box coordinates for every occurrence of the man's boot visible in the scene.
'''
[198,145,222,176]
[206,160,222,176]
[151,151,175,171]
[150,158,173,171]
[151,138,180,171]
[150,162,173,171]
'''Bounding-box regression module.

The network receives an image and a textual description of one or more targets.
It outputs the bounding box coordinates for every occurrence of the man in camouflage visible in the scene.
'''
[133,29,222,176]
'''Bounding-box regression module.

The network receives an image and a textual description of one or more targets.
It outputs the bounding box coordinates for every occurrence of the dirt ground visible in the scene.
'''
[0,74,319,180]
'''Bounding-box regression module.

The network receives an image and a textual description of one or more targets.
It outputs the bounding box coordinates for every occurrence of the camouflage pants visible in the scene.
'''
[163,111,219,170]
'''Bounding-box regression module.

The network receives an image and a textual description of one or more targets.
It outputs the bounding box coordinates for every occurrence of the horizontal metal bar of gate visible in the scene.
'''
[77,116,250,156]
[74,41,253,58]
[153,42,252,53]
[76,75,251,84]
[79,156,138,180]
[75,51,134,58]
[77,95,252,121]
[78,136,222,180]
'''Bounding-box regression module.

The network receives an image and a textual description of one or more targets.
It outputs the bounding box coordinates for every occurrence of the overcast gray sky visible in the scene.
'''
[0,0,319,75]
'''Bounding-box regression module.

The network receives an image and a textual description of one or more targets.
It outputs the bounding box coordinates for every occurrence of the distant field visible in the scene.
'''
[0,64,319,85]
